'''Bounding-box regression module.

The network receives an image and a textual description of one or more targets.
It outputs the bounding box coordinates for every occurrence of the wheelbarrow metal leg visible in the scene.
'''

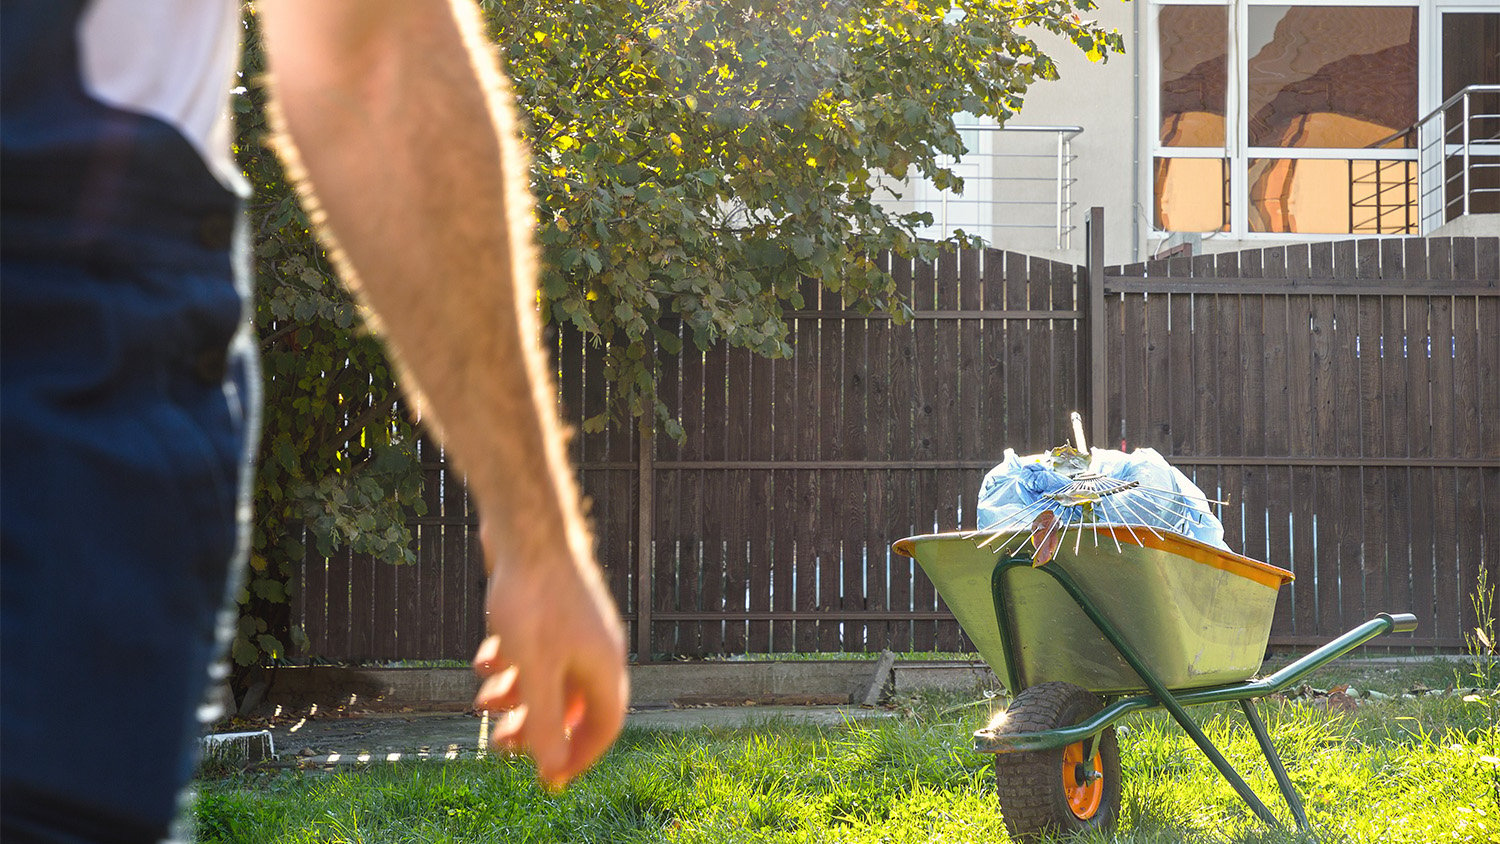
[1239,699,1310,830]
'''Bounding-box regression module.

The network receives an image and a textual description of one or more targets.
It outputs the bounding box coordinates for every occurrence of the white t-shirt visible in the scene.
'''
[77,0,246,194]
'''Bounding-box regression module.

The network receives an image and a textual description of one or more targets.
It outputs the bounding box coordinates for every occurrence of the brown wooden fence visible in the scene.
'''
[295,212,1498,661]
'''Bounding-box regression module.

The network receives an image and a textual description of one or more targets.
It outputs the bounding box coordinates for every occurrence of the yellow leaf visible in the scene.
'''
[250,553,269,572]
[806,156,818,167]
[1086,46,1104,63]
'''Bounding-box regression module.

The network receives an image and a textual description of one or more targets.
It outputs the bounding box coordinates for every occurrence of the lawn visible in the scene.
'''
[193,659,1498,843]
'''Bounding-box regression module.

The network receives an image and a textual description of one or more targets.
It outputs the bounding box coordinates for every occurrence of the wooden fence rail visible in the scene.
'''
[295,213,1498,661]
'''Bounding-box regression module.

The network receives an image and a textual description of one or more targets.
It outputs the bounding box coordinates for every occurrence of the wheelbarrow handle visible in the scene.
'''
[1379,612,1419,634]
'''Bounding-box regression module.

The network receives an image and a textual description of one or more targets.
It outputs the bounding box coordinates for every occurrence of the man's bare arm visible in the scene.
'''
[257,0,627,787]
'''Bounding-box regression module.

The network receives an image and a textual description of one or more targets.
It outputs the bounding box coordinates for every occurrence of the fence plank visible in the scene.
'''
[930,253,963,650]
[745,352,774,652]
[677,340,707,655]
[1028,257,1056,448]
[769,330,798,653]
[414,459,443,659]
[701,342,728,655]
[1330,291,1365,631]
[981,252,1011,455]
[818,299,845,650]
[297,534,326,657]
[439,465,470,658]
[959,249,984,461]
[321,546,351,658]
[791,283,821,652]
[911,257,940,651]
[1168,290,1194,456]
[1119,295,1147,452]
[1004,253,1033,449]
[347,548,373,661]
[862,297,893,650]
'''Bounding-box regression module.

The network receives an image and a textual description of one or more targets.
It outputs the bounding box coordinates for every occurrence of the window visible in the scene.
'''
[1153,0,1421,235]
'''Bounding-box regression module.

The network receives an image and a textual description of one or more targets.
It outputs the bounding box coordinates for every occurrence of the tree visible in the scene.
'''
[484,0,1123,436]
[231,0,1122,670]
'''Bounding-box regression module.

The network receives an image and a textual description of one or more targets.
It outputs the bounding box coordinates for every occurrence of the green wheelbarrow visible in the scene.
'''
[894,527,1417,841]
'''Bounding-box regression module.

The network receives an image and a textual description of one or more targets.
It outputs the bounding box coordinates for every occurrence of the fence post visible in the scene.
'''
[635,419,654,663]
[1086,207,1107,450]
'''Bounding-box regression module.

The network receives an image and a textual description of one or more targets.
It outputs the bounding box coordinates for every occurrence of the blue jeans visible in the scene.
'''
[1,208,259,843]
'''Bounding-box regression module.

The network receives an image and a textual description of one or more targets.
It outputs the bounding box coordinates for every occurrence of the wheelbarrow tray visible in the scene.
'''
[894,527,1294,695]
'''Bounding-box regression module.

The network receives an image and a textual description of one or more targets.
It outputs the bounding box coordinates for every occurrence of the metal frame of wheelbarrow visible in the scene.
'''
[977,554,1420,831]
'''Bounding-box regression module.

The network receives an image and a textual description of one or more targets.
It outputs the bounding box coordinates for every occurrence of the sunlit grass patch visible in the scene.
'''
[195,670,1499,843]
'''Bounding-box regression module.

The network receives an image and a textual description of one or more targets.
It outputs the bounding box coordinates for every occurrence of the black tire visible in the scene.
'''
[992,681,1122,841]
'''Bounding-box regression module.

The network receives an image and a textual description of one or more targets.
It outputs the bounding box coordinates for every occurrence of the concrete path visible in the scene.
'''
[255,705,895,768]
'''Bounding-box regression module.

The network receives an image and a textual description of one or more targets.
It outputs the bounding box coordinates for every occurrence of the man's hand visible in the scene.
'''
[471,526,628,788]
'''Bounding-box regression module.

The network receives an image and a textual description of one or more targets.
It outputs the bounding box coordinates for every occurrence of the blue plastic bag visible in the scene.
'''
[975,446,1227,550]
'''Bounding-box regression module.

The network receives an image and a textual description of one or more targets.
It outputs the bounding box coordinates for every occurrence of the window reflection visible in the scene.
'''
[1160,5,1227,147]
[1247,6,1418,149]
[1248,158,1416,233]
[1154,157,1229,232]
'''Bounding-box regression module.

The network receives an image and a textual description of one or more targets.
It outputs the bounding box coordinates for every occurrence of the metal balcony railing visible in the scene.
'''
[1374,84,1500,233]
[895,124,1083,250]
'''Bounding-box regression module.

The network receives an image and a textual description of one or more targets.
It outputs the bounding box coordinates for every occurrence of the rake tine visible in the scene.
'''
[967,529,1000,547]
[1112,495,1170,542]
[1036,516,1067,556]
[988,527,1030,558]
[1006,500,1059,549]
[1000,517,1047,557]
[1093,500,1127,553]
[1104,496,1161,544]
[972,499,1050,546]
[1131,482,1229,507]
[1128,494,1190,532]
[1131,487,1204,518]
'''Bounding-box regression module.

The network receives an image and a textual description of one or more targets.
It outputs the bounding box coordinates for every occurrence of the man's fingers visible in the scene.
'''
[558,669,628,783]
[515,674,571,788]
[489,704,527,751]
[472,634,504,674]
[474,664,522,712]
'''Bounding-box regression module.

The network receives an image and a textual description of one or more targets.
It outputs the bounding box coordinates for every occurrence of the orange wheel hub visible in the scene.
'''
[1062,741,1104,820]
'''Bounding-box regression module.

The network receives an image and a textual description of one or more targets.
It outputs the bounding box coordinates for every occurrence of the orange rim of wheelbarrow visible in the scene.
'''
[1062,741,1104,820]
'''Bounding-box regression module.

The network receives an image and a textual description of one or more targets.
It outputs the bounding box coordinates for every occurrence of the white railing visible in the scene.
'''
[1378,85,1500,233]
[895,124,1083,250]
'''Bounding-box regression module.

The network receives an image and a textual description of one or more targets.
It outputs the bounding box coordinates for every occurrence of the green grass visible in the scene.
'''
[194,661,1499,844]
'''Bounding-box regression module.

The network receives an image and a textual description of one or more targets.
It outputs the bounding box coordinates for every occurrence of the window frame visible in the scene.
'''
[1149,0,1430,238]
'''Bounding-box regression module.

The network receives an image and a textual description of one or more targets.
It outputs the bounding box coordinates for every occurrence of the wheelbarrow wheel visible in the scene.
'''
[993,681,1121,841]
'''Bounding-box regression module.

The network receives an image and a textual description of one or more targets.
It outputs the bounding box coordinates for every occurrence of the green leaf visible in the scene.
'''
[251,578,287,603]
[230,635,260,667]
[255,634,285,659]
